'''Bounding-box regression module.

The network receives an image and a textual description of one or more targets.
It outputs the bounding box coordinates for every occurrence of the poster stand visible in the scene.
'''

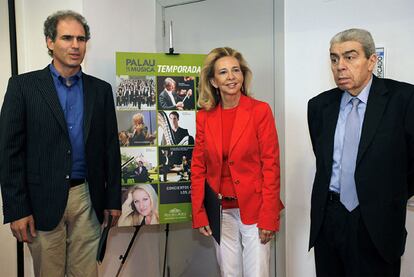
[115,225,142,277]
[115,223,171,277]
[163,21,176,275]
[162,223,171,277]
[167,20,179,56]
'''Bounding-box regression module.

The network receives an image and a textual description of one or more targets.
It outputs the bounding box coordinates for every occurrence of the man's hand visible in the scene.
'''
[10,215,36,243]
[103,209,121,228]
[176,102,184,110]
[259,228,275,245]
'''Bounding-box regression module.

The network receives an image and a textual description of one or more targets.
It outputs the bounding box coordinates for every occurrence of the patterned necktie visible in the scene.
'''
[340,97,361,211]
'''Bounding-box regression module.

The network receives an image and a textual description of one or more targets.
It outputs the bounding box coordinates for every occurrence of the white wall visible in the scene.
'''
[14,0,83,73]
[274,0,286,275]
[83,0,157,87]
[0,0,11,106]
[282,0,414,276]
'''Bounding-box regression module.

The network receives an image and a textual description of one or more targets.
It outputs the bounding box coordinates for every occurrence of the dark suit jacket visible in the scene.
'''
[134,166,149,182]
[0,66,121,231]
[173,127,193,145]
[159,90,179,110]
[308,75,414,263]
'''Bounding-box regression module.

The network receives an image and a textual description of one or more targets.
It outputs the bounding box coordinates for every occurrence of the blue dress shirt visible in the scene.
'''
[329,76,373,193]
[49,64,86,179]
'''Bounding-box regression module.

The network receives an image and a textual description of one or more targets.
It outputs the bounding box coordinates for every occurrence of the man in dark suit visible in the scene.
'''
[0,10,121,277]
[158,77,185,110]
[159,149,172,182]
[308,28,414,276]
[133,161,149,183]
[169,111,194,145]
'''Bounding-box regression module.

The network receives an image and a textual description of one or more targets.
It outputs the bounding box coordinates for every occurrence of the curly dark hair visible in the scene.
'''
[43,10,90,57]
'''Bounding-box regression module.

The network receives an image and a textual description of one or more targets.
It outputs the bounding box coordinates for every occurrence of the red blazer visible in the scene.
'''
[191,94,282,231]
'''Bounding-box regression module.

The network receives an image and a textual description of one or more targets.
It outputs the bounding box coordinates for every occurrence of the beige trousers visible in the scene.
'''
[28,183,101,277]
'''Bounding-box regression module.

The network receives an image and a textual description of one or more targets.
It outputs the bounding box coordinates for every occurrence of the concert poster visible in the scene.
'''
[115,52,205,225]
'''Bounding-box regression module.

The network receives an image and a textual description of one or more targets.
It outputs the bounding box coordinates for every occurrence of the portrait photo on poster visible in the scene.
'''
[158,146,193,183]
[158,110,195,146]
[117,110,157,147]
[157,76,195,111]
[121,147,158,185]
[118,184,159,227]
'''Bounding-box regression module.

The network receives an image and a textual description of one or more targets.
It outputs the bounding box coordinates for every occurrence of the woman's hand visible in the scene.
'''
[259,228,275,244]
[134,124,144,134]
[125,191,133,205]
[198,225,212,237]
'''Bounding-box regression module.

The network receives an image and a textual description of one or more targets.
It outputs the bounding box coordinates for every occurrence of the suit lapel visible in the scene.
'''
[36,66,68,136]
[229,95,251,155]
[322,89,342,175]
[356,76,389,165]
[82,73,97,143]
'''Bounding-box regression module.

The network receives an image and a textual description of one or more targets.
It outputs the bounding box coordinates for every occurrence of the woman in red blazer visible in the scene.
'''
[191,47,283,277]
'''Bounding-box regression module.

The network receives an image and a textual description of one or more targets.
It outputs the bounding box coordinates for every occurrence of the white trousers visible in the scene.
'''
[214,208,271,277]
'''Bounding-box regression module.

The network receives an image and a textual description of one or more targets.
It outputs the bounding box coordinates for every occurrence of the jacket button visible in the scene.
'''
[67,150,71,154]
[234,180,240,185]
[229,160,234,166]
[65,175,70,180]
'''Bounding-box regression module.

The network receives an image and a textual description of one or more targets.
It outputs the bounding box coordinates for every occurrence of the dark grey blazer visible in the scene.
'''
[0,66,121,231]
[158,89,178,110]
[307,75,414,263]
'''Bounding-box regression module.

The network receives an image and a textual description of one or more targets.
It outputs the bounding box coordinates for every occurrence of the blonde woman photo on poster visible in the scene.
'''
[118,184,159,226]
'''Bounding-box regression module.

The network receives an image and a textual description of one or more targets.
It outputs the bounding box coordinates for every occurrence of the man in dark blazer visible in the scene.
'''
[0,10,121,277]
[158,77,185,110]
[308,28,414,276]
[133,161,149,183]
[168,111,194,145]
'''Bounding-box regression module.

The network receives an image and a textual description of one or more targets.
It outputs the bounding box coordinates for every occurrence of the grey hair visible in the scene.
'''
[330,28,376,58]
[164,77,176,87]
[44,10,90,57]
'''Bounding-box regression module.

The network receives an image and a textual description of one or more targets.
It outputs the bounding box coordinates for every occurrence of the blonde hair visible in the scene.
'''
[198,47,252,110]
[132,113,144,124]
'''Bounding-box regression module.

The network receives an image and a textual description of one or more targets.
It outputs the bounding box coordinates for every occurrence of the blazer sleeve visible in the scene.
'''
[406,91,414,199]
[0,77,32,223]
[159,92,176,110]
[256,103,283,231]
[103,83,122,210]
[307,98,319,154]
[190,110,209,228]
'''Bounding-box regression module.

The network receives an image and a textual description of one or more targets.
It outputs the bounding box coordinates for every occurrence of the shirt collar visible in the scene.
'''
[49,63,82,87]
[340,74,373,109]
